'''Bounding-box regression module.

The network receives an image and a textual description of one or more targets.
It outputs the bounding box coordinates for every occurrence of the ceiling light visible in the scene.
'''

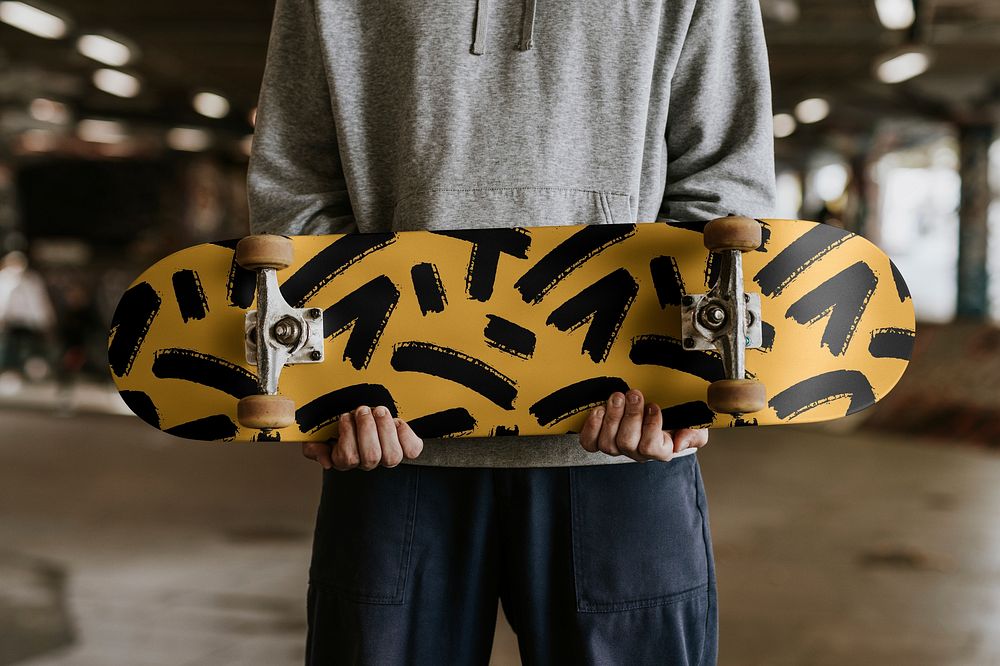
[78,118,127,144]
[773,113,797,139]
[29,97,70,124]
[77,33,132,66]
[167,127,212,152]
[193,92,230,119]
[813,163,850,202]
[20,128,59,153]
[93,69,141,98]
[761,0,799,25]
[875,48,931,84]
[794,98,830,124]
[0,1,68,39]
[874,0,915,30]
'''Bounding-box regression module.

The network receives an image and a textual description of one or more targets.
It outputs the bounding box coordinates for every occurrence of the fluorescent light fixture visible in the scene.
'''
[794,97,830,124]
[773,113,797,139]
[874,0,915,30]
[77,118,127,144]
[167,127,212,152]
[875,48,931,84]
[93,69,141,98]
[29,97,70,124]
[77,33,132,66]
[193,92,230,119]
[0,1,68,39]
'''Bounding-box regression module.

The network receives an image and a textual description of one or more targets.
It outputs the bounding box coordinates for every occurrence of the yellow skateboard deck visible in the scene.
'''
[108,219,914,442]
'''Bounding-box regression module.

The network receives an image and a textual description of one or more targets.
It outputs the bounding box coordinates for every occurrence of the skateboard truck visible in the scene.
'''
[234,235,323,432]
[681,216,767,416]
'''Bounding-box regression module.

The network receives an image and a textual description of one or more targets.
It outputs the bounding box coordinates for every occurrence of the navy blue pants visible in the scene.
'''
[305,454,717,665]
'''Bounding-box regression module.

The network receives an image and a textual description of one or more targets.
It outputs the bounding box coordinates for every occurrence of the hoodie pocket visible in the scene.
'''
[392,185,632,232]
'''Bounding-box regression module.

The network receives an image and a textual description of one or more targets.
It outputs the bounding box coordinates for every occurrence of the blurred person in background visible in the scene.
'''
[0,250,56,384]
[248,0,774,663]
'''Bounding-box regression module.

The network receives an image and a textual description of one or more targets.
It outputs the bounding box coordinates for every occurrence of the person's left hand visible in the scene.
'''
[579,388,709,462]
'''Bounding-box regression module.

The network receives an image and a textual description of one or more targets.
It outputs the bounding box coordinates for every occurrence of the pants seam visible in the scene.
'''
[394,466,420,603]
[695,462,713,666]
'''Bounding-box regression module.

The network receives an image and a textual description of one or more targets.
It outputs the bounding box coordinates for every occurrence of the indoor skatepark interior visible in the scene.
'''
[1,1,1000,665]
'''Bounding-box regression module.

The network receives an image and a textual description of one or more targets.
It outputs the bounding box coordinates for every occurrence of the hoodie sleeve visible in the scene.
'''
[660,0,776,221]
[247,0,357,236]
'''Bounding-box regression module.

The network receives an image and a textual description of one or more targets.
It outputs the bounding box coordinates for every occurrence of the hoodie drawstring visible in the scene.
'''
[471,0,536,55]
[471,0,489,55]
[519,0,536,51]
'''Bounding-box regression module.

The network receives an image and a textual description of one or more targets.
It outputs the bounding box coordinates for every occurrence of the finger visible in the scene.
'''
[353,406,382,470]
[579,406,604,453]
[395,418,424,460]
[597,392,626,455]
[637,404,673,461]
[673,427,710,453]
[615,389,645,458]
[331,413,360,470]
[372,405,403,467]
[302,442,334,470]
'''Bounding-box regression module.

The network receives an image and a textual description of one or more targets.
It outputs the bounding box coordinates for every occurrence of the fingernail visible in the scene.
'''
[357,406,370,415]
[611,395,623,407]
[627,393,639,404]
[373,406,386,417]
[646,404,656,415]
[595,407,605,418]
[339,412,349,420]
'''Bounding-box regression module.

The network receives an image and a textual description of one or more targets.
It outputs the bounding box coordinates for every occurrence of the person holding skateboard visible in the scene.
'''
[248,0,775,663]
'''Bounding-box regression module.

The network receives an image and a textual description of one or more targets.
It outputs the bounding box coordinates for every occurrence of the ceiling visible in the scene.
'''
[0,0,998,152]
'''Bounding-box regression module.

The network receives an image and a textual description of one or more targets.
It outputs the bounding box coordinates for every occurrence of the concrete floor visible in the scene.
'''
[2,408,999,665]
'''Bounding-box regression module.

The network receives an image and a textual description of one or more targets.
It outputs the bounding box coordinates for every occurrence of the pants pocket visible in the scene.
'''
[309,465,419,604]
[569,456,709,613]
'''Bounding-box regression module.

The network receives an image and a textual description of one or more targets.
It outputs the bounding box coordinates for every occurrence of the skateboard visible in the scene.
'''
[107,217,915,442]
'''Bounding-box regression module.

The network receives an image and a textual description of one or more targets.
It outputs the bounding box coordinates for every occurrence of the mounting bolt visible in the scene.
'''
[272,315,302,347]
[309,308,322,320]
[683,337,695,349]
[706,305,726,326]
[682,295,695,307]
[310,350,322,361]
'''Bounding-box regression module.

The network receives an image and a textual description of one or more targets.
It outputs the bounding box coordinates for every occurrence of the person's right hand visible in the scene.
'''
[301,405,424,471]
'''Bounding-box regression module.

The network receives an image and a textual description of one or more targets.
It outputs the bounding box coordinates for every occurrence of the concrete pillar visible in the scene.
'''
[956,123,993,320]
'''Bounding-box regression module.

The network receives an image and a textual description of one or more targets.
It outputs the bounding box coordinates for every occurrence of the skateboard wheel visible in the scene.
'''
[237,394,296,430]
[707,379,766,416]
[235,235,294,271]
[704,216,762,252]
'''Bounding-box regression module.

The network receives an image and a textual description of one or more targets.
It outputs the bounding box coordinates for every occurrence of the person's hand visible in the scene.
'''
[579,389,709,462]
[301,406,423,471]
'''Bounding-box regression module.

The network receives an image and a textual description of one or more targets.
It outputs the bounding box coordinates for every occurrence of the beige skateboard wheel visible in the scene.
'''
[704,216,762,252]
[707,379,766,416]
[235,235,294,271]
[237,394,296,430]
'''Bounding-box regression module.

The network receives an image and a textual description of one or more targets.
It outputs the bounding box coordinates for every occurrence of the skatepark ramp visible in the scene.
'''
[864,322,1000,446]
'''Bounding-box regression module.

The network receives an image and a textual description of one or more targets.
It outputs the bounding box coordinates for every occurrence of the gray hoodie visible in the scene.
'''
[248,0,776,467]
